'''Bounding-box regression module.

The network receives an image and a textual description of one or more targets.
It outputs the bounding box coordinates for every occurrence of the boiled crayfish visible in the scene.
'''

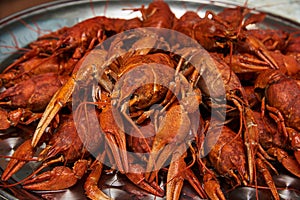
[1,1,300,200]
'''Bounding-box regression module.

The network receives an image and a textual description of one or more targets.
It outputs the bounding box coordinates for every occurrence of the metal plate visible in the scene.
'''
[0,1,300,200]
[1,0,300,69]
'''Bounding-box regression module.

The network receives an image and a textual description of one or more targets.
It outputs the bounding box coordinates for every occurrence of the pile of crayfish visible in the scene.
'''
[0,0,300,199]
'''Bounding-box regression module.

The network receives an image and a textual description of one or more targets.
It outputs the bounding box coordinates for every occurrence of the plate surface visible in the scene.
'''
[1,0,300,69]
[0,1,300,200]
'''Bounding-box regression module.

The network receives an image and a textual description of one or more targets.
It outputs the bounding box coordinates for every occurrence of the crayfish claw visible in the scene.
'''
[23,159,89,190]
[184,169,207,198]
[1,139,34,181]
[256,158,280,200]
[84,159,112,200]
[104,133,128,173]
[31,77,75,148]
[203,172,226,200]
[0,108,11,130]
[146,143,175,182]
[166,149,186,200]
[241,36,279,70]
[146,104,191,181]
[267,147,300,178]
[167,144,207,200]
[126,164,164,197]
[99,107,128,173]
[23,166,77,190]
[281,156,300,178]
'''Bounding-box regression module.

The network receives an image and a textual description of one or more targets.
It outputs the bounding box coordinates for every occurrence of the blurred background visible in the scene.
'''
[0,0,55,19]
[0,0,300,23]
[231,0,300,23]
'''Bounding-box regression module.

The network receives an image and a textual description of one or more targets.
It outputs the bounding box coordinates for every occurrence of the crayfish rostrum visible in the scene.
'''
[1,0,300,200]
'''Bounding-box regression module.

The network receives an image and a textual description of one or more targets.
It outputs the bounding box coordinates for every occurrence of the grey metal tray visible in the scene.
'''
[0,1,300,200]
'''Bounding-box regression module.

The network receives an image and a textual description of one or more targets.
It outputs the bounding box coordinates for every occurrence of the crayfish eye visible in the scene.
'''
[253,87,265,101]
[214,36,226,43]
[104,30,117,37]
[60,43,67,48]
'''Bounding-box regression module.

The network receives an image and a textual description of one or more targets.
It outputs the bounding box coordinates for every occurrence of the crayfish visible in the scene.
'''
[1,0,300,200]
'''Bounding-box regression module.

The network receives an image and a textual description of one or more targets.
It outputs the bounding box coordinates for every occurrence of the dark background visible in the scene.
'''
[0,0,56,19]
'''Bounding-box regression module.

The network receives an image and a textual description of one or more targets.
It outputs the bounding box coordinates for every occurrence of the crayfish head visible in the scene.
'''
[254,69,285,101]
